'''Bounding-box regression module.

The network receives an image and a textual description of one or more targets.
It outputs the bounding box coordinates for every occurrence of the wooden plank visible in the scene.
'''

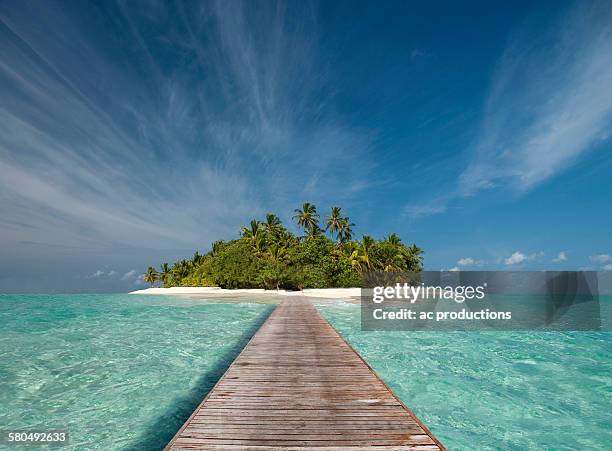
[164,298,444,450]
[171,447,440,451]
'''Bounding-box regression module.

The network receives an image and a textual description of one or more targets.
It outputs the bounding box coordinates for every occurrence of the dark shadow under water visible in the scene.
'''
[126,306,274,451]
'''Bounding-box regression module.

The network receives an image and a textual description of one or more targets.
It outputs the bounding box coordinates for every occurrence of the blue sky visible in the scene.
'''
[1,0,611,292]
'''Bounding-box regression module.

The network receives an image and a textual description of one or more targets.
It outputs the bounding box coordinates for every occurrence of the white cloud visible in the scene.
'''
[448,266,460,272]
[122,269,137,280]
[0,0,374,264]
[504,251,542,266]
[589,254,612,271]
[590,254,611,264]
[460,3,612,195]
[85,269,121,279]
[408,3,612,223]
[552,252,568,262]
[505,252,527,265]
[457,257,484,266]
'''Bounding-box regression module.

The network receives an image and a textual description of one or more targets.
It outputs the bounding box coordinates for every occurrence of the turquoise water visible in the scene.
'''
[317,302,612,450]
[0,294,272,450]
[1,295,610,450]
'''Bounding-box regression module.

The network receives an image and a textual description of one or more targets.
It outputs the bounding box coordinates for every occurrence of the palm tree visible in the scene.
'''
[242,219,262,244]
[160,263,171,286]
[309,223,324,238]
[192,251,202,265]
[385,233,402,246]
[348,248,364,271]
[254,233,267,255]
[172,260,190,279]
[267,242,288,262]
[345,236,374,272]
[337,218,354,243]
[406,244,424,270]
[325,207,343,239]
[263,213,283,238]
[376,245,404,271]
[359,235,375,270]
[144,266,158,287]
[408,244,423,258]
[293,202,320,238]
[210,240,224,257]
[276,229,296,249]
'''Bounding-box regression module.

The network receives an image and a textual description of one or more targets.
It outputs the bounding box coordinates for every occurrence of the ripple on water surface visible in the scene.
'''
[316,301,612,451]
[0,294,272,450]
[1,295,610,450]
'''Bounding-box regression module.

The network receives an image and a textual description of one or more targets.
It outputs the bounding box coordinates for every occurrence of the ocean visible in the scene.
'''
[0,294,609,450]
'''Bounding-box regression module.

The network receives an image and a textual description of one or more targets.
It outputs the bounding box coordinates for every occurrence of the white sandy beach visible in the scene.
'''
[129,286,361,300]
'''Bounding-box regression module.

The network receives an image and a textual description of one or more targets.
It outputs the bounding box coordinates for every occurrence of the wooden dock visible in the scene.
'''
[165,298,444,450]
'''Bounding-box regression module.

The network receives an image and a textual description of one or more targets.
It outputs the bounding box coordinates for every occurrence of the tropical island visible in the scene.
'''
[143,203,423,290]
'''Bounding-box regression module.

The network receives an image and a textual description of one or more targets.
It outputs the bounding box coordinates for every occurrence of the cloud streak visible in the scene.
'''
[0,1,373,257]
[122,270,137,281]
[460,1,612,195]
[457,257,484,267]
[590,254,611,264]
[405,1,612,219]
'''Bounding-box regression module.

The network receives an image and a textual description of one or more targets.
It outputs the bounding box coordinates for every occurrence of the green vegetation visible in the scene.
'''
[146,204,423,290]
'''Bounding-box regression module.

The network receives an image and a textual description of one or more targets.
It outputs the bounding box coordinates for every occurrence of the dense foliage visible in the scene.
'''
[144,204,423,290]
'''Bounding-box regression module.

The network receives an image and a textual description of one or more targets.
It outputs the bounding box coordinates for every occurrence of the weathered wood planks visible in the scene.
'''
[165,298,444,450]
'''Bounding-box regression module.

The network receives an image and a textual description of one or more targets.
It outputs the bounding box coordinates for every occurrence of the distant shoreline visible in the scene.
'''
[129,286,361,300]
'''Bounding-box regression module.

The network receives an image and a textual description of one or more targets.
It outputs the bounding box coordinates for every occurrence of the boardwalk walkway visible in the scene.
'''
[165,298,443,450]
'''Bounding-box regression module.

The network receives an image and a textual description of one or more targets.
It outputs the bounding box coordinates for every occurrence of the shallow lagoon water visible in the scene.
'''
[317,301,612,450]
[0,294,610,450]
[0,294,272,450]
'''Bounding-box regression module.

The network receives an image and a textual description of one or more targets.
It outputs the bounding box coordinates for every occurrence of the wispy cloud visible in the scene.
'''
[590,254,611,264]
[122,270,137,280]
[457,257,484,267]
[86,270,104,278]
[85,269,120,279]
[407,2,612,218]
[586,258,611,273]
[403,204,446,220]
[460,2,612,195]
[410,48,433,60]
[0,1,374,260]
